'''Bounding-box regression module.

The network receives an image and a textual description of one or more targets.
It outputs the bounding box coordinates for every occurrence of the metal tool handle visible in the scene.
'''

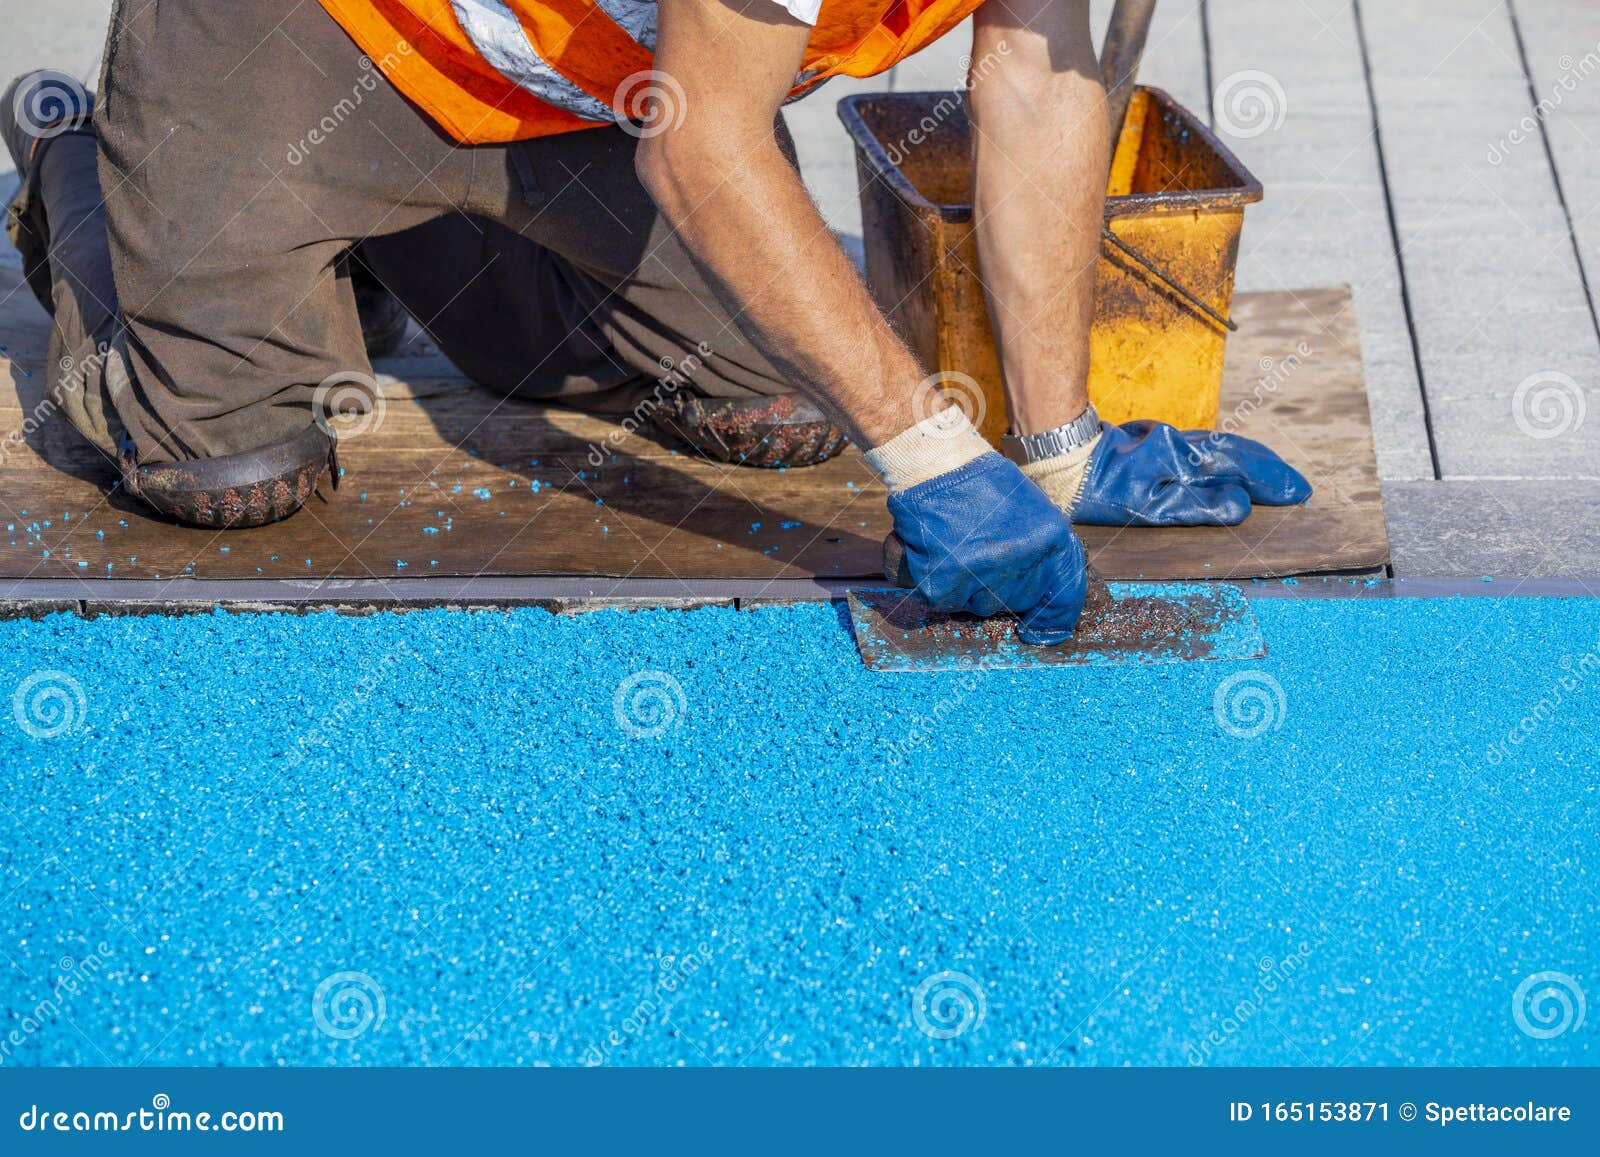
[1100,0,1159,148]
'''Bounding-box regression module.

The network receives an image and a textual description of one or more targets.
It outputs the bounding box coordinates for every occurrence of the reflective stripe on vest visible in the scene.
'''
[449,0,617,123]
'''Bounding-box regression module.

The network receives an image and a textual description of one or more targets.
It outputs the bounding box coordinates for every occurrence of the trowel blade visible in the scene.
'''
[845,582,1266,672]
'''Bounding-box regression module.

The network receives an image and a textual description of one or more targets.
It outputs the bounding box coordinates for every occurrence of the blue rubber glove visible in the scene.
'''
[1071,421,1312,527]
[888,453,1088,645]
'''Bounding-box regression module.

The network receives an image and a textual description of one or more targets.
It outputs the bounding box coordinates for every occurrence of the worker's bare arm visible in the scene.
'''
[637,0,921,447]
[969,0,1107,435]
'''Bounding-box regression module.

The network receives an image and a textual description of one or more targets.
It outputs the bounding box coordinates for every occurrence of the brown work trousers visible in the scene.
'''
[6,0,792,464]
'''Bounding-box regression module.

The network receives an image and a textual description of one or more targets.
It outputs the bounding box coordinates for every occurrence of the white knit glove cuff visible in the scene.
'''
[1018,429,1104,513]
[861,408,993,495]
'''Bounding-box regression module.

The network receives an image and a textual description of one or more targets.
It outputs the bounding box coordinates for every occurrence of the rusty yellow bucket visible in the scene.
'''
[837,86,1263,442]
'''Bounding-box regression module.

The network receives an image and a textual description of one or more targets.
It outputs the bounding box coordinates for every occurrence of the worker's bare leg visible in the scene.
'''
[969,0,1107,436]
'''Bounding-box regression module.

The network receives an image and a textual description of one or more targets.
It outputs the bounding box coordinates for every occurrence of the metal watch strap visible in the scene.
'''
[1001,404,1102,465]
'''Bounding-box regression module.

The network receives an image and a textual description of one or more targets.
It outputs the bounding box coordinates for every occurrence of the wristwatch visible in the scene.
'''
[1000,403,1102,464]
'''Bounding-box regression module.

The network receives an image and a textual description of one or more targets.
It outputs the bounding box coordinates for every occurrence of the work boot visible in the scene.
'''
[648,393,849,468]
[118,423,338,529]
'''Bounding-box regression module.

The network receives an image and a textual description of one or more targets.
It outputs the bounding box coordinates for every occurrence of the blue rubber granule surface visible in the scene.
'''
[1,597,1596,1067]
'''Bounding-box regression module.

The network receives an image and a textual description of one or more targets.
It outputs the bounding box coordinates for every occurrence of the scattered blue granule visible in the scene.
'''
[1281,577,1299,586]
[129,557,137,564]
[219,546,230,554]
[451,484,462,494]
[781,521,802,530]
[846,481,857,490]
[270,555,279,563]
[76,561,87,569]
[429,560,438,567]
[595,498,604,506]
[473,488,492,500]
[95,530,104,539]
[423,527,439,535]
[396,561,408,569]
[749,522,761,533]
[118,519,127,527]
[41,550,49,558]
[63,512,71,521]
[530,481,542,493]
[1482,576,1494,583]
[623,476,631,485]
[602,526,610,534]
[359,492,367,501]
[304,559,312,567]
[530,459,539,467]
[578,470,587,480]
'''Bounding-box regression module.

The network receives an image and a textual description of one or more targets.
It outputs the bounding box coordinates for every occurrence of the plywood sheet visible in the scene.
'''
[0,275,1386,583]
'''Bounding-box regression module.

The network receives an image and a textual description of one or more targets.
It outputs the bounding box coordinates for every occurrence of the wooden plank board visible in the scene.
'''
[0,274,1386,583]
[1359,0,1600,479]
[1208,0,1434,481]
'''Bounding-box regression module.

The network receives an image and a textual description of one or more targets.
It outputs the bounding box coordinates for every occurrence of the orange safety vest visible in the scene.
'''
[316,0,985,144]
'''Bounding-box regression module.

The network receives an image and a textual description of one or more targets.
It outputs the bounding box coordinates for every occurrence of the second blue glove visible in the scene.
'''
[1071,421,1313,527]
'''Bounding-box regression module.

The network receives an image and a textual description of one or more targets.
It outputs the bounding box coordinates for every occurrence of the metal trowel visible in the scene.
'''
[846,536,1266,673]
